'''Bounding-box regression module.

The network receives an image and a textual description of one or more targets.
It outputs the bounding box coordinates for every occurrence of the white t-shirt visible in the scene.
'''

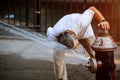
[47,9,95,40]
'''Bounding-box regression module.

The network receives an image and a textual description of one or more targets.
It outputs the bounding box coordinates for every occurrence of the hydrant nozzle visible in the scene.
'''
[86,58,102,73]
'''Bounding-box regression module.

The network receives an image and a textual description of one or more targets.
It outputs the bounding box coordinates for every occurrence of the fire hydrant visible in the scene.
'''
[86,29,117,80]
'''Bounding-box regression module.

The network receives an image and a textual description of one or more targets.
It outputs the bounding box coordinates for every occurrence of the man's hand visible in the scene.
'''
[89,6,110,30]
[98,21,110,30]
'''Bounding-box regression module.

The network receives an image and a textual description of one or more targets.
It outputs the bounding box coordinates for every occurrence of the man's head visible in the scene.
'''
[56,30,79,49]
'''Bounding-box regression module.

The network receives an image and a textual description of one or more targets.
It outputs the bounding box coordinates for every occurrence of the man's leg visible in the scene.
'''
[53,48,68,80]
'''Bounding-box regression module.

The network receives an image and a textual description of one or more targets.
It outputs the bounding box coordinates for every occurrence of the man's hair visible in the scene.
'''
[57,32,75,48]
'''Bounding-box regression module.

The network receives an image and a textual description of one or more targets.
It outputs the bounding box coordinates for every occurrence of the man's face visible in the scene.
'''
[71,34,79,49]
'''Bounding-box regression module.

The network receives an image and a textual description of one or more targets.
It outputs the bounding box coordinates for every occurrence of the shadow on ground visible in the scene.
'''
[0,52,95,80]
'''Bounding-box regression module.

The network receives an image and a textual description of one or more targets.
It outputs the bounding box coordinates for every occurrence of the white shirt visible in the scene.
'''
[47,9,95,40]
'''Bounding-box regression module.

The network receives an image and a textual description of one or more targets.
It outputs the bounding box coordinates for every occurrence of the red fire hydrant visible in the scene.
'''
[86,29,117,80]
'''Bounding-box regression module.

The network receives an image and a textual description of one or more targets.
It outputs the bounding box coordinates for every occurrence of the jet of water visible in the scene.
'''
[0,21,89,65]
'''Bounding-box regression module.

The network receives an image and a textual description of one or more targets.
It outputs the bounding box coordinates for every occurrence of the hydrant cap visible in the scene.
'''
[92,30,117,51]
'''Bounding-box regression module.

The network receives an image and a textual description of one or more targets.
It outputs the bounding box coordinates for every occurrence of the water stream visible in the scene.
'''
[0,21,89,65]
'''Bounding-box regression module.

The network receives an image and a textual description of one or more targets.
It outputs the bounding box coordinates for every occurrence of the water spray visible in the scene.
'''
[0,21,89,65]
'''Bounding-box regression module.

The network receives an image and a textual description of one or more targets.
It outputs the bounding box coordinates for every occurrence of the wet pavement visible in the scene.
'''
[0,22,120,80]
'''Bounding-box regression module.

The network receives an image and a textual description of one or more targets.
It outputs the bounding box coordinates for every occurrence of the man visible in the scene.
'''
[47,6,110,80]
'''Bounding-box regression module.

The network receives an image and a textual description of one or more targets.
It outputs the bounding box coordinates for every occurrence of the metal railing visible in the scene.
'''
[0,0,120,41]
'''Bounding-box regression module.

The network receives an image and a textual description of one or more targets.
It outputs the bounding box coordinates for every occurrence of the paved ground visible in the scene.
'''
[0,22,120,80]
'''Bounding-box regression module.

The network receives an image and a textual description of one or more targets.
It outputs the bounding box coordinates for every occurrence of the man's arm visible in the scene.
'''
[89,6,110,30]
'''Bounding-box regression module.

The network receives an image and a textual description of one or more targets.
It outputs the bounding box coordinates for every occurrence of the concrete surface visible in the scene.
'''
[0,22,120,80]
